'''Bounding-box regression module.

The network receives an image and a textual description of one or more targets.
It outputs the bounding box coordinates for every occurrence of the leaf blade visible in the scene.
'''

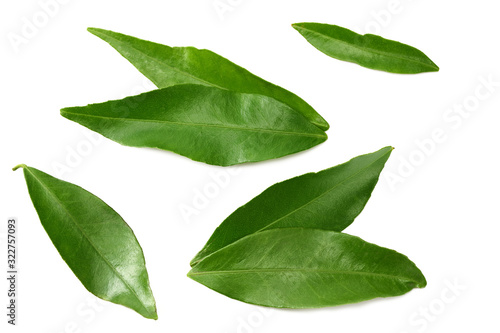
[191,146,392,265]
[87,27,329,131]
[293,23,439,74]
[15,165,157,319]
[61,84,327,166]
[188,228,426,308]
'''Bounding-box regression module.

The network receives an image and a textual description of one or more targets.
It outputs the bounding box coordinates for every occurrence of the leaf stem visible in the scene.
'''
[12,164,27,171]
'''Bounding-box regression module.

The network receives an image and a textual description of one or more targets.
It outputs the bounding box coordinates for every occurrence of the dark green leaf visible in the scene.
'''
[61,84,327,166]
[13,164,157,320]
[191,146,392,265]
[292,23,439,74]
[188,228,426,308]
[87,28,329,131]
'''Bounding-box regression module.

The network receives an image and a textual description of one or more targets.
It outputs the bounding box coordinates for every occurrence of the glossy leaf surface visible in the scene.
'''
[188,228,426,308]
[14,165,157,319]
[191,146,392,265]
[61,84,327,166]
[293,23,439,74]
[87,27,329,131]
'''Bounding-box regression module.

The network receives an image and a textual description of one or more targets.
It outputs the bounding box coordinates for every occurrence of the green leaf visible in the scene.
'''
[292,23,439,74]
[87,27,329,131]
[13,164,157,320]
[61,84,327,166]
[188,228,426,308]
[191,146,392,265]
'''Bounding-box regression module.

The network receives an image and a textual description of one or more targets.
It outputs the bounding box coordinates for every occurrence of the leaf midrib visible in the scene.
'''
[189,268,417,284]
[25,167,153,317]
[295,25,436,69]
[60,110,327,139]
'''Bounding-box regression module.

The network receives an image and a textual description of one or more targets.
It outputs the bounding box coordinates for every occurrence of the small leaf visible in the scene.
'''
[292,23,439,74]
[191,146,392,265]
[14,164,157,320]
[61,84,327,166]
[188,228,426,308]
[87,27,330,131]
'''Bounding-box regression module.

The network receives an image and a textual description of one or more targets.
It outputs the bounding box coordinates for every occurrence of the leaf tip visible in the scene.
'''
[407,263,427,290]
[140,308,158,320]
[87,27,108,39]
[421,58,439,73]
[87,27,100,34]
[12,164,27,171]
[378,146,394,155]
[186,269,199,281]
[60,108,73,119]
[149,311,159,320]
[318,119,330,132]
[416,273,427,289]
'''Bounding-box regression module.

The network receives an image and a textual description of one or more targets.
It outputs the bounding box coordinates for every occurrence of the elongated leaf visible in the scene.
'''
[13,165,157,319]
[293,23,439,74]
[61,84,327,166]
[87,27,329,131]
[191,146,392,266]
[188,228,426,308]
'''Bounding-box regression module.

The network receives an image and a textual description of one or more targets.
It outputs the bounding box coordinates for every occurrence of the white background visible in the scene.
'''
[1,0,499,332]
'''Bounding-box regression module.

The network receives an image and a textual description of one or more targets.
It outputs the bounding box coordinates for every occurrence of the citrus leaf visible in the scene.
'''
[191,146,392,265]
[293,23,439,74]
[61,84,327,166]
[13,164,157,320]
[87,27,329,131]
[188,228,426,308]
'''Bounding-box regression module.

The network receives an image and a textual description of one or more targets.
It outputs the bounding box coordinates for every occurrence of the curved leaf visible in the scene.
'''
[188,228,426,308]
[191,146,392,265]
[13,165,157,320]
[61,84,327,166]
[293,23,439,74]
[87,27,329,131]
